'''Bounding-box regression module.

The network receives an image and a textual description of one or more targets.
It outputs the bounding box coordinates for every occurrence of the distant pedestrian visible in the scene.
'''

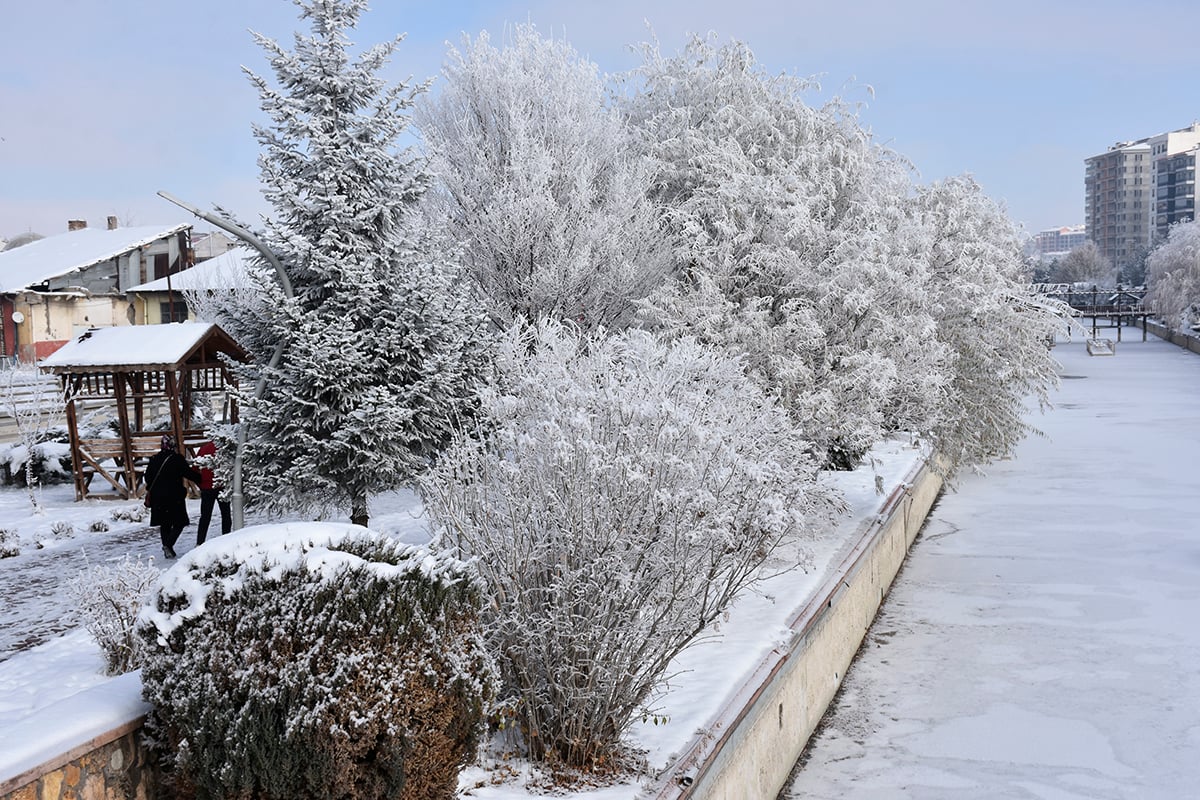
[144,434,202,560]
[195,440,232,545]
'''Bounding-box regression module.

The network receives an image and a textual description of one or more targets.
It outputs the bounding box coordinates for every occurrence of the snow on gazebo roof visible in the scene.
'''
[0,223,191,293]
[39,321,244,373]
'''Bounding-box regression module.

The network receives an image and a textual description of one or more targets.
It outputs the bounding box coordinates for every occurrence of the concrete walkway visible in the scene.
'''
[783,334,1200,799]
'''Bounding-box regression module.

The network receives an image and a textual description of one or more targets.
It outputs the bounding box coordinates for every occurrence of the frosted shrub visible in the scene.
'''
[49,520,73,539]
[0,528,17,559]
[423,321,836,772]
[70,555,160,675]
[137,523,495,800]
[1145,219,1200,333]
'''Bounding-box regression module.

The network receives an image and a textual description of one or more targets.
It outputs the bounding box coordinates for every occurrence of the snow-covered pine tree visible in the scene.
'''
[416,24,669,331]
[225,0,489,525]
[1145,219,1200,332]
[914,176,1065,473]
[624,34,943,469]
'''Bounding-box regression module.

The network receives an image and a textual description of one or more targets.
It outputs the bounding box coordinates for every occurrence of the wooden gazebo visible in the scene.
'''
[39,322,246,500]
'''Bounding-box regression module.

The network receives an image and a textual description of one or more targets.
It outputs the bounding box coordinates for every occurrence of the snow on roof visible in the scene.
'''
[126,247,258,292]
[39,321,219,370]
[0,223,191,293]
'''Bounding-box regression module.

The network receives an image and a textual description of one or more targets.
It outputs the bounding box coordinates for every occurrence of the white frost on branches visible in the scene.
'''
[422,319,837,768]
[1146,220,1200,332]
[624,34,944,469]
[417,24,670,331]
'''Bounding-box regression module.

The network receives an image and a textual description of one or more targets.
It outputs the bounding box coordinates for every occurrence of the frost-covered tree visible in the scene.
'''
[214,0,490,525]
[914,176,1066,472]
[1,366,66,510]
[422,320,836,771]
[1049,241,1114,286]
[625,34,943,469]
[1145,220,1200,332]
[416,25,669,331]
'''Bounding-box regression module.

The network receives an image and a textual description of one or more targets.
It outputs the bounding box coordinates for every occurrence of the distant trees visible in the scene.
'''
[1145,219,1200,331]
[1048,241,1114,286]
[416,25,669,331]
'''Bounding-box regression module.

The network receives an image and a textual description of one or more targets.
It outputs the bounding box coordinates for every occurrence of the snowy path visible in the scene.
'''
[0,521,175,663]
[783,335,1200,799]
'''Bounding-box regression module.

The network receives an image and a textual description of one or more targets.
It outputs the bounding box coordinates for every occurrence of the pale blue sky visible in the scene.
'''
[2,0,1197,240]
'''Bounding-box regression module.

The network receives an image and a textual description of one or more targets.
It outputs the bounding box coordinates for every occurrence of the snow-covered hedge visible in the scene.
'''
[136,523,496,800]
[423,321,837,772]
[0,438,72,486]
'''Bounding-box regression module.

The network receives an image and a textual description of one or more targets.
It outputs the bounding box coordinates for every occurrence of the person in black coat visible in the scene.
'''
[144,434,202,559]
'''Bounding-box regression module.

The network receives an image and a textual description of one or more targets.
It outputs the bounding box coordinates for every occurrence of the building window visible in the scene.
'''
[159,301,188,323]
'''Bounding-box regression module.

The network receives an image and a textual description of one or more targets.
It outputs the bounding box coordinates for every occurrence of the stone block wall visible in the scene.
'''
[0,722,157,800]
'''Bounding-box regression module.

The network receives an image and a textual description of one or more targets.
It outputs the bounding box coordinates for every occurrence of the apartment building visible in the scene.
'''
[1030,225,1089,262]
[1086,123,1200,271]
[1084,140,1152,273]
[1149,123,1200,239]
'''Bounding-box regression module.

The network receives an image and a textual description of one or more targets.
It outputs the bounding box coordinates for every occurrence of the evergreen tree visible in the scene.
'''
[223,0,489,526]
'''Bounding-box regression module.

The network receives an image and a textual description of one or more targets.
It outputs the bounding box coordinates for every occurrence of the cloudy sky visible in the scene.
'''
[2,0,1197,241]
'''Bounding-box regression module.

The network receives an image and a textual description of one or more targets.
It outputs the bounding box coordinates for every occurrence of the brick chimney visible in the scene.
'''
[107,216,118,230]
[67,219,87,232]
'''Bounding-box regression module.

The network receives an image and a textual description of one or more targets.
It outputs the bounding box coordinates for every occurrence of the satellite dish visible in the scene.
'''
[10,311,24,324]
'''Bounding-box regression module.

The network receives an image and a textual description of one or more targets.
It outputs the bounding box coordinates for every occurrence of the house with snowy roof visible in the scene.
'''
[126,246,258,323]
[0,217,193,362]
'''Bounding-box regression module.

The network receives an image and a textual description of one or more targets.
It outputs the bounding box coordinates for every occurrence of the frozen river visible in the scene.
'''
[783,333,1200,799]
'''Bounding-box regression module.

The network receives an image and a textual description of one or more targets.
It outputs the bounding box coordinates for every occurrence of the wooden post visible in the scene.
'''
[165,370,185,455]
[112,372,137,499]
[63,378,85,502]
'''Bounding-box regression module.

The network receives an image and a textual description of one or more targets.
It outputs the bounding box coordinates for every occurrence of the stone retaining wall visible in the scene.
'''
[1138,318,1200,355]
[0,674,157,800]
[650,457,943,799]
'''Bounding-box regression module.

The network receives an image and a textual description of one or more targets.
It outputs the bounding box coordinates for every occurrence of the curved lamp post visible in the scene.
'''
[157,190,292,530]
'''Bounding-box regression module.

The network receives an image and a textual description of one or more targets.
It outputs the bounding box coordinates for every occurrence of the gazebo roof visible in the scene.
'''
[39,322,246,374]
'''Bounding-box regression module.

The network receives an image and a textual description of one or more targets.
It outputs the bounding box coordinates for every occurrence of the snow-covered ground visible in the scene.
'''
[0,420,923,798]
[784,333,1200,799]
[9,332,1188,798]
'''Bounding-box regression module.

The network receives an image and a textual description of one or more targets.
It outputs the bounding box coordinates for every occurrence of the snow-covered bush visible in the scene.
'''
[70,555,160,676]
[1145,219,1200,332]
[0,528,17,559]
[0,439,72,486]
[423,321,836,772]
[49,520,73,539]
[137,523,495,800]
[109,505,148,523]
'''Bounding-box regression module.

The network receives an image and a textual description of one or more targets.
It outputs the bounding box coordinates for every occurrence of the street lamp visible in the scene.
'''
[157,190,293,530]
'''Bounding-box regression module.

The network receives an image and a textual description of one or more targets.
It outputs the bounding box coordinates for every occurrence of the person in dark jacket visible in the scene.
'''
[144,434,202,559]
[195,440,231,545]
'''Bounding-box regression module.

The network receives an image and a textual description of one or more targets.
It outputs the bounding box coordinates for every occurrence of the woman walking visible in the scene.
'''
[144,434,202,559]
